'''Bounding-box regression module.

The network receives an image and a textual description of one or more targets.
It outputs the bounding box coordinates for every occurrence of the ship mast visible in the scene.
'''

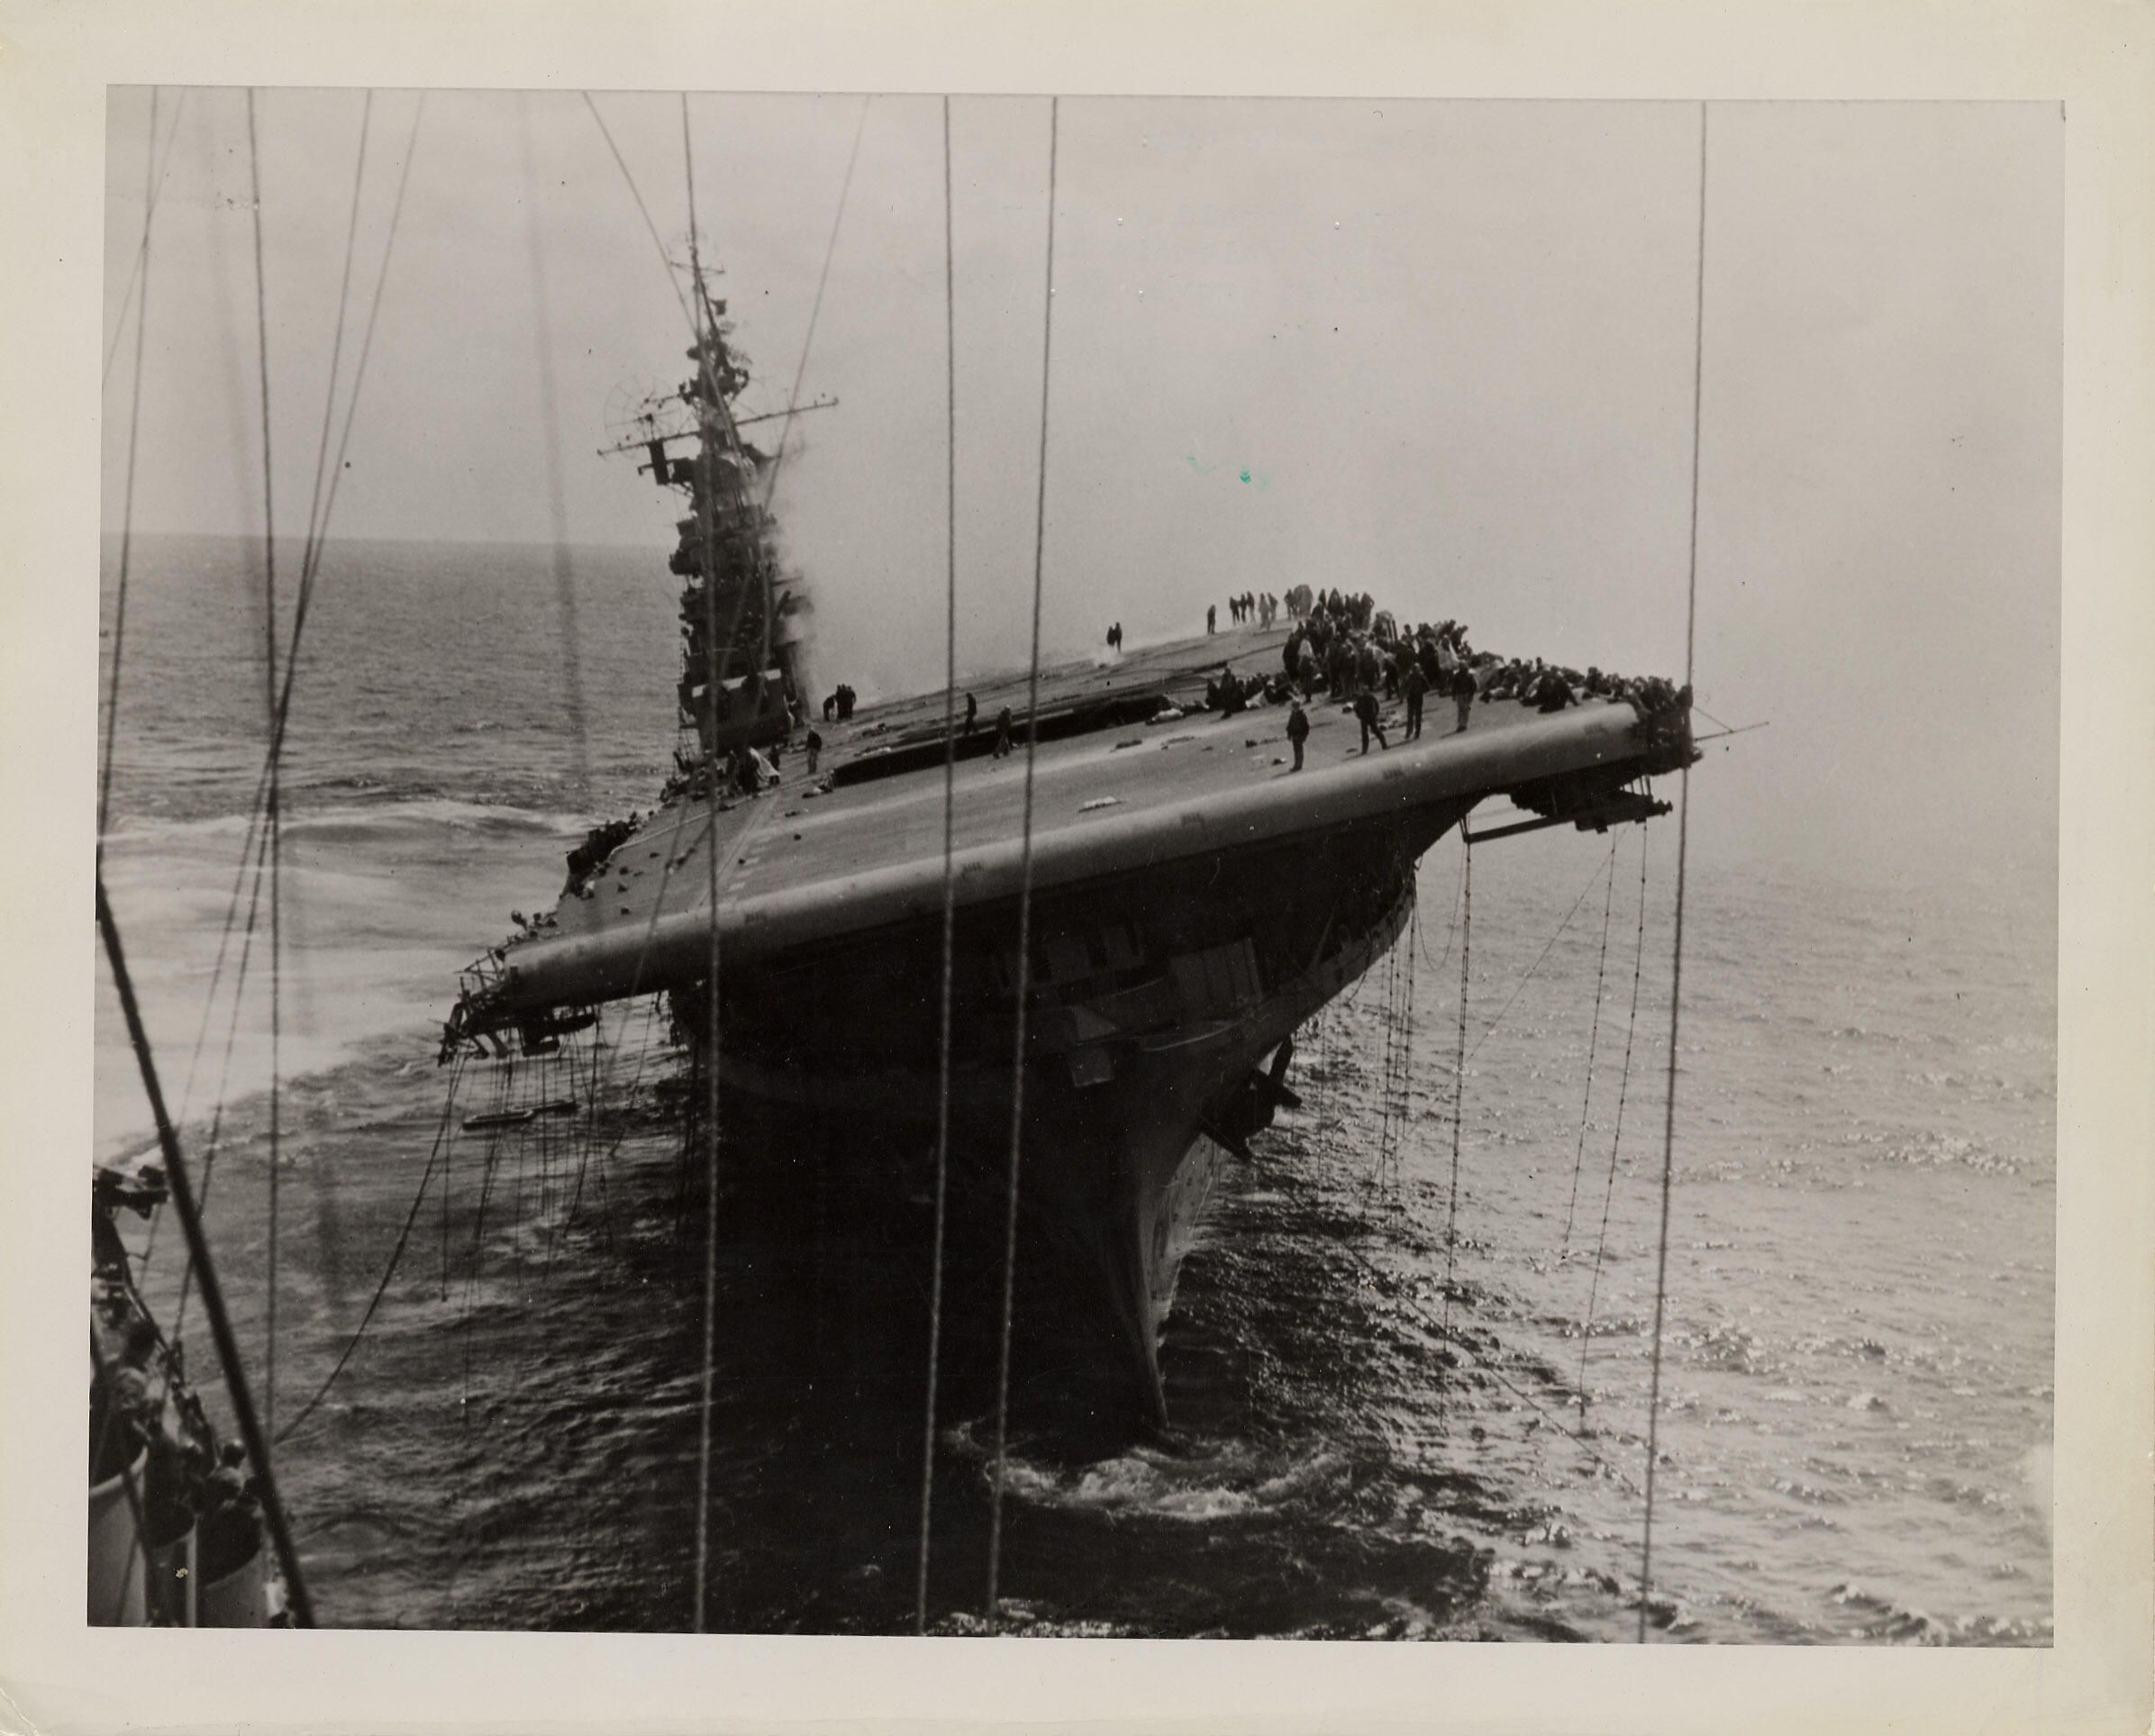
[599,261,834,773]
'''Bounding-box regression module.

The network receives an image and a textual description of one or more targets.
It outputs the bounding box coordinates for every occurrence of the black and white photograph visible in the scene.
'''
[79,81,2074,1648]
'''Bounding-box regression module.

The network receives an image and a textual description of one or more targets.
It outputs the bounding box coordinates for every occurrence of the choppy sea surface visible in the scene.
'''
[96,534,2055,1641]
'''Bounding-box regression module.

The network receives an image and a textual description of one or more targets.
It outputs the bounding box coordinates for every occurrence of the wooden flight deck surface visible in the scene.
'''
[533,623,1626,968]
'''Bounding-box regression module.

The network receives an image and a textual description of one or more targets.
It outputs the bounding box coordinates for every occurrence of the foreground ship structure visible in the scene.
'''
[444,272,1699,1437]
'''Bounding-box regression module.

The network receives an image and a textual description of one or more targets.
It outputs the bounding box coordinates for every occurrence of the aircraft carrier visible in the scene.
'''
[441,271,1697,1440]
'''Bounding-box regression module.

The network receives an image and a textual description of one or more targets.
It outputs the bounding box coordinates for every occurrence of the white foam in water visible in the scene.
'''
[95,797,583,1159]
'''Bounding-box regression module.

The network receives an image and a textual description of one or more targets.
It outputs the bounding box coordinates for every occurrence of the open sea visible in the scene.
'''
[96,533,2055,1641]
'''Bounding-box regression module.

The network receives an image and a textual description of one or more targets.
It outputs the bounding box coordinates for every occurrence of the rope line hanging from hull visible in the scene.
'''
[1638,98,1709,1642]
[914,92,960,1638]
[1375,883,1419,1201]
[1561,836,1623,1254]
[985,94,1060,1627]
[1441,831,1471,1352]
[97,86,163,852]
[1576,827,1650,1414]
[1464,837,1614,1068]
[1311,1212,1645,1498]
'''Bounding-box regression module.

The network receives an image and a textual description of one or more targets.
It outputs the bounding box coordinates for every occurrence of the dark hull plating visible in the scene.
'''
[691,807,1458,1438]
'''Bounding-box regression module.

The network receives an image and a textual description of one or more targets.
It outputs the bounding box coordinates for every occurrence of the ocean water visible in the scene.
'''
[96,534,2055,1641]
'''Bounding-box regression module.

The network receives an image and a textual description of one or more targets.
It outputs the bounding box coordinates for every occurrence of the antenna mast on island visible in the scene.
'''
[602,255,834,777]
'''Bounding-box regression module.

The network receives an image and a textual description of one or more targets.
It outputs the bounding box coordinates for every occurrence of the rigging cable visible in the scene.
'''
[1311,1212,1644,1498]
[1464,836,1615,1067]
[517,95,594,810]
[914,92,959,1637]
[682,92,723,1640]
[156,82,426,1460]
[579,93,697,335]
[274,1056,466,1444]
[704,93,875,679]
[1576,827,1650,1414]
[1561,834,1623,1253]
[755,95,872,524]
[985,94,1059,1625]
[101,89,189,388]
[1638,98,1708,1642]
[244,88,290,1441]
[97,86,163,852]
[262,87,375,1445]
[141,811,273,1291]
[95,877,316,1626]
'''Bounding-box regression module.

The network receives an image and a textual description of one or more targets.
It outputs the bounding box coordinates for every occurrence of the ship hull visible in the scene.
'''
[680,804,1447,1441]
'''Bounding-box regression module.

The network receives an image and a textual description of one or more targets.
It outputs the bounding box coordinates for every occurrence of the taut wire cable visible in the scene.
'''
[682,91,723,1641]
[1638,101,1708,1641]
[985,94,1059,1624]
[102,89,189,388]
[914,92,959,1637]
[97,86,162,853]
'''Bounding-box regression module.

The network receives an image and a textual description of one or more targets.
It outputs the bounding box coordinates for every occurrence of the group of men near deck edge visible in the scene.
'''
[1202,585,1687,773]
[90,1228,268,1611]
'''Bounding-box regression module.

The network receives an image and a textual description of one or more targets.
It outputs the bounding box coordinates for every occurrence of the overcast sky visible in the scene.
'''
[103,91,2060,878]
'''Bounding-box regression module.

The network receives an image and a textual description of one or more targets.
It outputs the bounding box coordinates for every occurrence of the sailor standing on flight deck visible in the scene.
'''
[1403,659,1429,740]
[1452,666,1475,734]
[1206,604,1217,635]
[1286,700,1310,770]
[1354,686,1389,754]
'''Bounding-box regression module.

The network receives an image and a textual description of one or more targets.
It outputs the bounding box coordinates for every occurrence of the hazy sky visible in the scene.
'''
[103,91,2060,877]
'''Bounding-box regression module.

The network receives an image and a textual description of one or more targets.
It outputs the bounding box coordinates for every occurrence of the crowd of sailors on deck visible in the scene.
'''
[1202,585,1688,765]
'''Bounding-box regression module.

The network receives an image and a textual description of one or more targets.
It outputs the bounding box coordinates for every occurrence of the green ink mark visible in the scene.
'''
[1186,454,1268,492]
